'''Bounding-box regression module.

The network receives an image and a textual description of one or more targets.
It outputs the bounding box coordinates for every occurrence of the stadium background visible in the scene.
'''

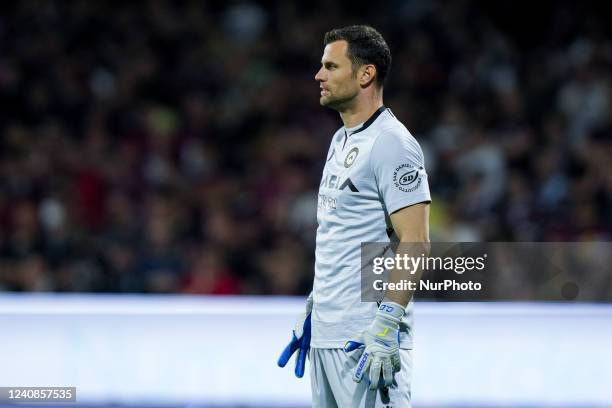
[0,1,611,407]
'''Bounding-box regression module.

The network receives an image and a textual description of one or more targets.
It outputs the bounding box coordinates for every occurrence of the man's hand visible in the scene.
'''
[277,293,313,378]
[344,302,405,389]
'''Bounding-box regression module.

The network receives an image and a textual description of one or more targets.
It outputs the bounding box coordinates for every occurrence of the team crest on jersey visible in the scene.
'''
[344,147,359,168]
[393,164,423,192]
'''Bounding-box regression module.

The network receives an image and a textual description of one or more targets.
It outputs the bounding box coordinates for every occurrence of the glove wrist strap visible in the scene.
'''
[377,301,405,323]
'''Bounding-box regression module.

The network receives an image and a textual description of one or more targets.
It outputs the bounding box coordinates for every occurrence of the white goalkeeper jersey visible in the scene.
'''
[311,106,431,349]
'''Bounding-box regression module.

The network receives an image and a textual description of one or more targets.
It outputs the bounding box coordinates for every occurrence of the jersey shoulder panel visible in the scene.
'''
[369,116,424,173]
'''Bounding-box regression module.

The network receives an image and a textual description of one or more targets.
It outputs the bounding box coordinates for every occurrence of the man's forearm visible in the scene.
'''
[384,241,431,307]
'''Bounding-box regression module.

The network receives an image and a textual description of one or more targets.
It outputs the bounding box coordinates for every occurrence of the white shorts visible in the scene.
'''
[309,347,412,408]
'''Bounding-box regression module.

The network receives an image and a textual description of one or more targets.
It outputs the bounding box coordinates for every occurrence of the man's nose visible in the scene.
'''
[315,68,325,82]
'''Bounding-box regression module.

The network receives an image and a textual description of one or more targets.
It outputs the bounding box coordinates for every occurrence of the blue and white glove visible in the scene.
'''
[277,293,313,378]
[344,301,405,389]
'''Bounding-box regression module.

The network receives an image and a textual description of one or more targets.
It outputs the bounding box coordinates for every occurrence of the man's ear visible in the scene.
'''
[359,64,377,87]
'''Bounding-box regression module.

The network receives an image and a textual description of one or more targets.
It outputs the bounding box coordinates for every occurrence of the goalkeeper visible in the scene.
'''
[278,25,430,407]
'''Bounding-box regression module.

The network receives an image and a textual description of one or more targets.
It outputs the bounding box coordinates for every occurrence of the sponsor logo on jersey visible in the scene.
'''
[320,173,359,192]
[399,170,417,185]
[317,194,337,210]
[393,164,423,193]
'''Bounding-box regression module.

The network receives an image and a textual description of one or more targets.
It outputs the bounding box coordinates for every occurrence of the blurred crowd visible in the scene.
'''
[0,1,610,297]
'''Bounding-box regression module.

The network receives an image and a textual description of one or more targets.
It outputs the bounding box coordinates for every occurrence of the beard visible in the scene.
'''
[320,89,358,112]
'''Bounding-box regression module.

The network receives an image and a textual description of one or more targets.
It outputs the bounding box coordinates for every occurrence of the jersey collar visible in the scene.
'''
[346,105,387,136]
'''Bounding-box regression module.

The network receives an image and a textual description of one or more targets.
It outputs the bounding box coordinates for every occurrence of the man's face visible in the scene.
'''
[315,40,361,110]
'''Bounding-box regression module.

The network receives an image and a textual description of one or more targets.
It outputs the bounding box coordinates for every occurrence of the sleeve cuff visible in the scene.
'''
[386,194,432,215]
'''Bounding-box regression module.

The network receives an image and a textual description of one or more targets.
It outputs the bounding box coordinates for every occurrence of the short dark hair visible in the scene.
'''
[323,25,391,88]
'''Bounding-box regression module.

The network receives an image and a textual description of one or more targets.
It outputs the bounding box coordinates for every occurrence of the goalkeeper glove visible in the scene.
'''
[277,293,313,378]
[344,301,404,389]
